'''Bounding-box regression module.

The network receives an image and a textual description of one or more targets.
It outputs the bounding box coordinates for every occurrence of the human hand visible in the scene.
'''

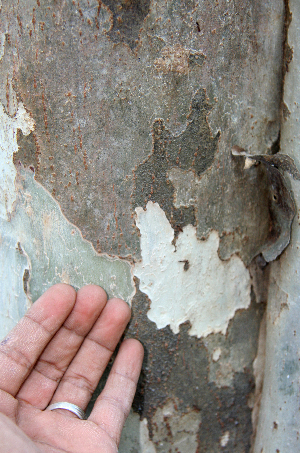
[0,284,144,452]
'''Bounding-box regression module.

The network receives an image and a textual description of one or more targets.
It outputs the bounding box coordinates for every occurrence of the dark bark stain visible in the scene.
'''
[133,89,220,233]
[282,0,293,77]
[179,259,190,271]
[102,0,151,49]
[15,130,39,170]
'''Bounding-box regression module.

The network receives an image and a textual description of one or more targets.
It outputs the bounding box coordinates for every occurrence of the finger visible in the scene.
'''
[16,285,107,409]
[89,338,144,445]
[0,284,76,397]
[49,298,131,414]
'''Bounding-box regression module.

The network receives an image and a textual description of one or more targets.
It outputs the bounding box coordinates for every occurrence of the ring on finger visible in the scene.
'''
[46,402,86,420]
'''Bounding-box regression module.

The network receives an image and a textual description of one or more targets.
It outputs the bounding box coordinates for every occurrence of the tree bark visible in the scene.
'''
[1,1,297,451]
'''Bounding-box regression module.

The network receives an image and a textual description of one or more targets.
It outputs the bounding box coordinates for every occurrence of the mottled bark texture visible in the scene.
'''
[0,0,290,451]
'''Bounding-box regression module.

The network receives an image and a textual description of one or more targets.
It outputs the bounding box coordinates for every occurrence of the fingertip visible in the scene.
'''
[75,285,108,316]
[76,284,107,303]
[122,338,144,359]
[114,338,144,383]
[35,283,77,309]
[27,284,77,332]
[125,338,144,372]
[106,298,131,324]
[44,283,77,302]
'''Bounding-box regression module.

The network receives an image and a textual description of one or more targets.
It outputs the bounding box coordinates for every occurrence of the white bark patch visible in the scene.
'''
[220,431,230,447]
[134,201,251,338]
[140,419,157,453]
[0,103,35,220]
[119,411,157,453]
[212,347,222,362]
[149,398,201,453]
[0,103,35,338]
[0,33,5,61]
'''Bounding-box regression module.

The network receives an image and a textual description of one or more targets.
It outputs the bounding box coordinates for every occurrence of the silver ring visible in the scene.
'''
[46,402,86,420]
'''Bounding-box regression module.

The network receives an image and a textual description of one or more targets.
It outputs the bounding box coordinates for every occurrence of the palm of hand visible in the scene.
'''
[0,284,143,452]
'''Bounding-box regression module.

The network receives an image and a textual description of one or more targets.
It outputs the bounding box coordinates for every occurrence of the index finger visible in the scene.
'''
[0,284,77,396]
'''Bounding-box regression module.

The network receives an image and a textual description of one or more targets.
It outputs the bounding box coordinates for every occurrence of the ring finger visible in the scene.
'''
[47,296,131,415]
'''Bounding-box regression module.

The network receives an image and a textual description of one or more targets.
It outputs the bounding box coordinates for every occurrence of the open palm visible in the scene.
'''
[0,284,144,452]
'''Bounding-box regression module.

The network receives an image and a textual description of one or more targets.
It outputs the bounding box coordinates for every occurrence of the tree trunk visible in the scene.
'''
[1,0,298,451]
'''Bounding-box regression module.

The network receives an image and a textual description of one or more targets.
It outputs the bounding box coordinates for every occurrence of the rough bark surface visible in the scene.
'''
[0,1,288,451]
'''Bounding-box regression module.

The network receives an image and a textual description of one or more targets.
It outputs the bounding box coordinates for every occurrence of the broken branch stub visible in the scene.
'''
[232,146,299,261]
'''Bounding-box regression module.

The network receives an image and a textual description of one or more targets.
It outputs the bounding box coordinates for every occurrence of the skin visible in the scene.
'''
[0,284,144,452]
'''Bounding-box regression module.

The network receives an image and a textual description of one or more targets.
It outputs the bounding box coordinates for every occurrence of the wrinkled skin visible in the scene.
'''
[0,284,144,452]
